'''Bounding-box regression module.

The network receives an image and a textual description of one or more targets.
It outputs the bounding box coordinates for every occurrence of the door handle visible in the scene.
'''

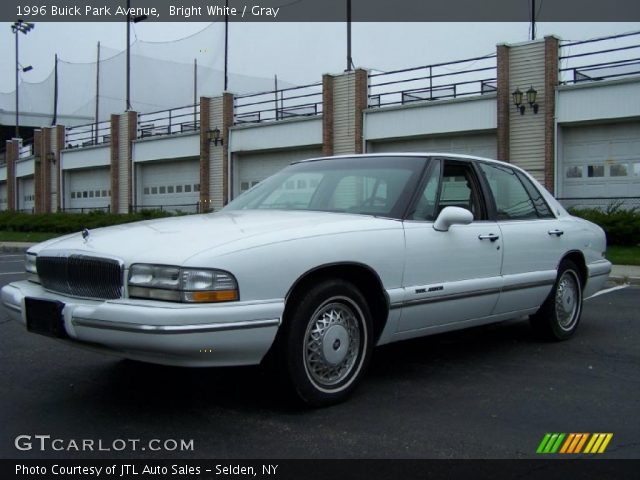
[548,229,564,237]
[478,233,500,242]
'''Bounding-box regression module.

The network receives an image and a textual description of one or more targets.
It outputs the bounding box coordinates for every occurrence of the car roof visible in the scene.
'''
[294,152,512,168]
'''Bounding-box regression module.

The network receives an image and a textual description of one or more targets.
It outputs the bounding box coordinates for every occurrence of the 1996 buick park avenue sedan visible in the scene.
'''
[2,154,611,406]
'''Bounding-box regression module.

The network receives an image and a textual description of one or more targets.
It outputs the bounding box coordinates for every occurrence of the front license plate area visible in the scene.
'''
[25,297,69,339]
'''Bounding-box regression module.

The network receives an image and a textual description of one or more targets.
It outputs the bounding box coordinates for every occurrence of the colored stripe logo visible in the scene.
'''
[537,433,613,454]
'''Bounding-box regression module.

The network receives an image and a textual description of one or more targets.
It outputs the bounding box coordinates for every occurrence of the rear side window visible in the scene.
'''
[479,163,539,220]
[515,171,554,218]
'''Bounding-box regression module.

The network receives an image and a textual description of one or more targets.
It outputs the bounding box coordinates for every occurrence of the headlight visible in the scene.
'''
[25,253,40,283]
[128,264,239,303]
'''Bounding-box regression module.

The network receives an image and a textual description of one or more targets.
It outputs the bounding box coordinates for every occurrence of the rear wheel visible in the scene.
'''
[530,259,583,341]
[279,279,373,407]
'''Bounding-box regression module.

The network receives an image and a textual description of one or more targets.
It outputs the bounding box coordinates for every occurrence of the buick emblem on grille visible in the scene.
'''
[81,228,90,242]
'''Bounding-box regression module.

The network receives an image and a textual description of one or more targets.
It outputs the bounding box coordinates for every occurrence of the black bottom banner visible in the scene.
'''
[3,459,639,480]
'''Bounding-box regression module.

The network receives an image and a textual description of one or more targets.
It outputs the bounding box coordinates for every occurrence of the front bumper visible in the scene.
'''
[1,281,283,367]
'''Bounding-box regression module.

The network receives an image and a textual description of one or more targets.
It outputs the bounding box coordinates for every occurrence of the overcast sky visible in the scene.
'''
[1,21,639,93]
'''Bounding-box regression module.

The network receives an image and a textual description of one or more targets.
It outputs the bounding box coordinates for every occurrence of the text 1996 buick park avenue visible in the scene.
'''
[1,154,611,406]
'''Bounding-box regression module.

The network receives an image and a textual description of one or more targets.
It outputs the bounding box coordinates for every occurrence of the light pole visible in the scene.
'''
[126,0,147,110]
[11,19,34,139]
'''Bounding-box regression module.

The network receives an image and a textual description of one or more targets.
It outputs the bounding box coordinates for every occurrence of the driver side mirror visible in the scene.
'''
[433,206,473,232]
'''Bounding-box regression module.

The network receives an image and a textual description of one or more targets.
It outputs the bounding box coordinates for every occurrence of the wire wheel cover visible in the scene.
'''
[304,298,362,388]
[555,270,580,330]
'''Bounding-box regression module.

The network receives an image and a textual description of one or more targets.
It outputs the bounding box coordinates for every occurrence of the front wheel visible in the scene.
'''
[280,279,373,407]
[530,259,583,341]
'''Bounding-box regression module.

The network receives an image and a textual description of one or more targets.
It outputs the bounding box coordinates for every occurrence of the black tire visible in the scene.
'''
[278,279,373,407]
[530,259,583,341]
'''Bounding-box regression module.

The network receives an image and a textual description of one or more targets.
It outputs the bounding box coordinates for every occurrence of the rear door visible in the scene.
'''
[477,162,567,314]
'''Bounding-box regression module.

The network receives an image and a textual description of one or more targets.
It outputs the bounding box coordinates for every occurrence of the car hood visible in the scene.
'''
[30,210,398,266]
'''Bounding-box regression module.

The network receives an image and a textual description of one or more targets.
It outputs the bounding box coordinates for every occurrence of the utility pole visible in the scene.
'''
[530,0,536,41]
[346,0,353,71]
[224,0,229,91]
[11,20,35,138]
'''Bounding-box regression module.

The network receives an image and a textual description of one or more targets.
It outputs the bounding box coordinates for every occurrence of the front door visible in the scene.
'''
[398,158,503,333]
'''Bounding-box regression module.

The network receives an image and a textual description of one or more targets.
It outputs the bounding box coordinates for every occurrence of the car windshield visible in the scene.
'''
[224,156,427,219]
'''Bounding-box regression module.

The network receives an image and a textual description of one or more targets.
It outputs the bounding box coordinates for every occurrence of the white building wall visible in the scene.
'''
[61,145,111,170]
[557,78,640,124]
[365,96,497,142]
[133,133,199,162]
[230,117,322,152]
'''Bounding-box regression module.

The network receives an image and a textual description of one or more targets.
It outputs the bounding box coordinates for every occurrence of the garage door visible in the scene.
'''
[67,167,111,211]
[560,122,640,206]
[0,182,7,211]
[368,132,497,159]
[234,148,323,198]
[17,176,34,212]
[138,159,200,212]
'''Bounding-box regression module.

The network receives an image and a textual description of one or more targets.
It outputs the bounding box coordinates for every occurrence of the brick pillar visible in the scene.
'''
[41,128,52,213]
[110,111,137,214]
[322,68,369,156]
[222,92,233,205]
[505,39,548,184]
[496,43,510,162]
[354,69,368,154]
[6,139,19,211]
[110,114,120,213]
[34,130,43,213]
[544,36,560,194]
[54,125,64,212]
[204,93,234,210]
[127,111,137,211]
[35,126,61,213]
[199,97,211,209]
[322,74,334,156]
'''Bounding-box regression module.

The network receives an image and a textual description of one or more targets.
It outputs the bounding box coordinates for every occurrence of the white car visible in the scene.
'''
[1,154,611,406]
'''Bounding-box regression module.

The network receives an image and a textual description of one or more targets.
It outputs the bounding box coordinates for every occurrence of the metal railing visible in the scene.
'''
[131,202,201,214]
[234,83,323,125]
[62,206,111,213]
[137,104,200,139]
[559,31,640,85]
[368,54,497,108]
[557,196,640,211]
[18,138,35,159]
[65,121,111,149]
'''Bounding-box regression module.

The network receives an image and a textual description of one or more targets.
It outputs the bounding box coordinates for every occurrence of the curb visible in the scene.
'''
[0,246,31,254]
[0,243,36,254]
[608,275,640,287]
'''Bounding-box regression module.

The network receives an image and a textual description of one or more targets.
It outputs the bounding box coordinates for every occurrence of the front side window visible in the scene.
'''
[409,160,485,221]
[409,160,441,221]
[438,161,485,220]
[479,163,538,220]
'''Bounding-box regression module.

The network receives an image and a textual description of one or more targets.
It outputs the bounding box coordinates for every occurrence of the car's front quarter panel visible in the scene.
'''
[185,219,406,305]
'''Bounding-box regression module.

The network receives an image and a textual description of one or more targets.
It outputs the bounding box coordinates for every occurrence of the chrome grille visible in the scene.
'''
[36,255,123,300]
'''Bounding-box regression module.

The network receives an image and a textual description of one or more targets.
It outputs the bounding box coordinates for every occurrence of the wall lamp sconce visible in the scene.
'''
[46,152,56,164]
[208,127,224,146]
[512,86,539,115]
